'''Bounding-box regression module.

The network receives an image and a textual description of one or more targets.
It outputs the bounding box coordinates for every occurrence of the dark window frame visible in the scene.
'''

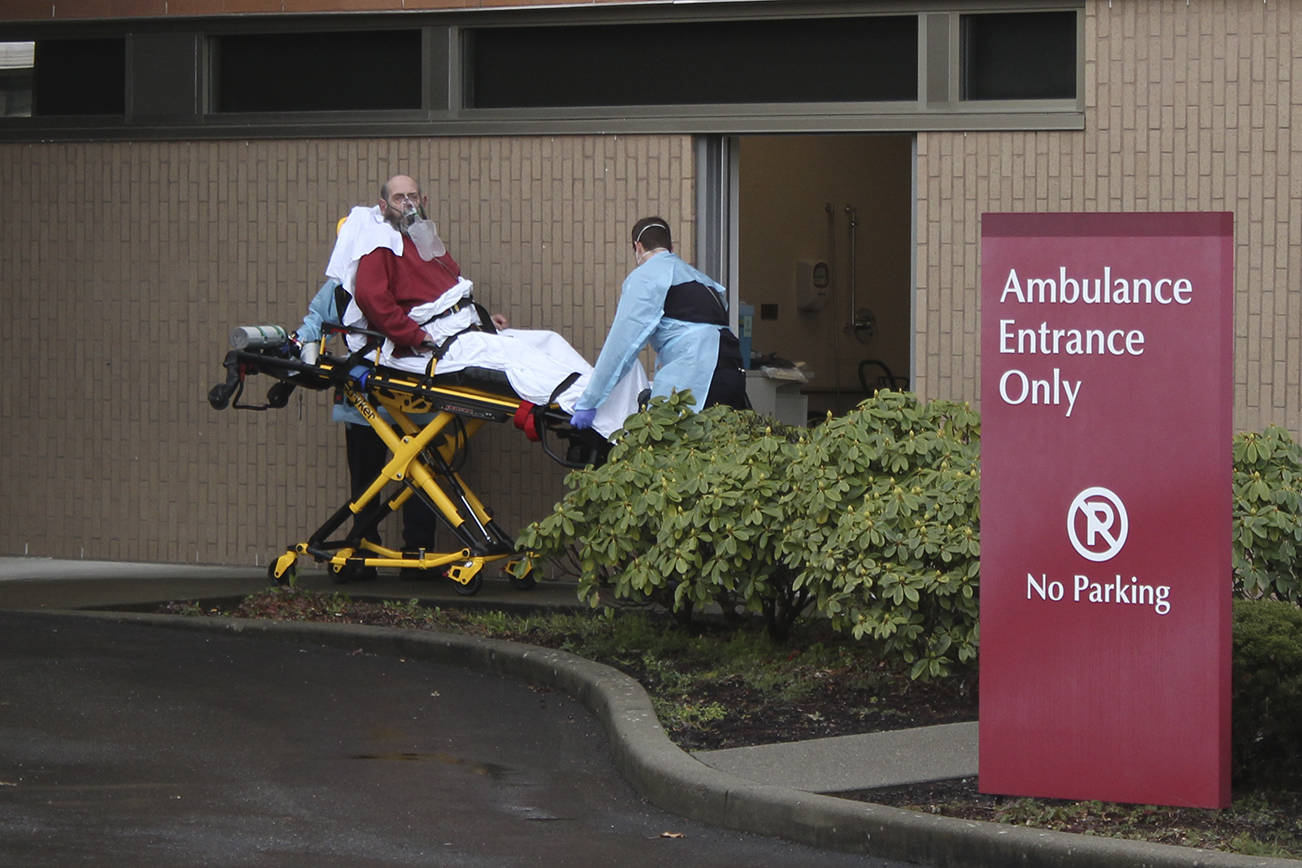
[0,3,1083,143]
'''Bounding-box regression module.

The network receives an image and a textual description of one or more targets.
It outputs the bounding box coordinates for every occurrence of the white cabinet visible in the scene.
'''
[745,371,808,427]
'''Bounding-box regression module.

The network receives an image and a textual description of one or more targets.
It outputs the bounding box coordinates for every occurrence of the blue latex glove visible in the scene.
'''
[569,407,596,430]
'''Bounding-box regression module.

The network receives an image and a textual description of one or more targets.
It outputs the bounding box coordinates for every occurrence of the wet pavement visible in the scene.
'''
[0,610,899,867]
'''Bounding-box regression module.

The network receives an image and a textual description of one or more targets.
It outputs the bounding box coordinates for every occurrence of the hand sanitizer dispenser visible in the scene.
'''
[795,260,830,312]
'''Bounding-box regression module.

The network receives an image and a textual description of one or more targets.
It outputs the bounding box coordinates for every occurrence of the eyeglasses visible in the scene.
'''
[389,192,421,208]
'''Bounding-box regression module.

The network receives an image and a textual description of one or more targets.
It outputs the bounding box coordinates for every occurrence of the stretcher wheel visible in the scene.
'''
[504,559,535,590]
[267,559,296,586]
[331,562,364,585]
[453,573,483,596]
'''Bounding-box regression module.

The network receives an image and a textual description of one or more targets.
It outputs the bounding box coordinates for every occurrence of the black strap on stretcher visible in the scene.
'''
[417,296,496,331]
[429,325,478,361]
[423,298,499,361]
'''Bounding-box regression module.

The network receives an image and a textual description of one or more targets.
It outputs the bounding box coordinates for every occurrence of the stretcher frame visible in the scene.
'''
[210,324,600,594]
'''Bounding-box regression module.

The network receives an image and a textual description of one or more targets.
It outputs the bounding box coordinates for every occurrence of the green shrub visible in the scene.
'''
[778,391,982,680]
[516,390,981,672]
[514,392,811,639]
[1233,426,1302,603]
[1232,597,1302,786]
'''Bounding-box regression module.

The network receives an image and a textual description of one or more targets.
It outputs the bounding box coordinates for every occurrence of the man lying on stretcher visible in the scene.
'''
[328,173,647,440]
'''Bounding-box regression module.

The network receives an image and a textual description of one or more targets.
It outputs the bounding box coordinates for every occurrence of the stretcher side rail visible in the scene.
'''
[312,321,605,467]
[209,342,598,469]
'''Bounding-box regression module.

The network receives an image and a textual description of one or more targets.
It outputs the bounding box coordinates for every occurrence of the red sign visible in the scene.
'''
[979,212,1233,809]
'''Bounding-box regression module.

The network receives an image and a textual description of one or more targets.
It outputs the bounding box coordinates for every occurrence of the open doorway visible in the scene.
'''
[735,134,913,421]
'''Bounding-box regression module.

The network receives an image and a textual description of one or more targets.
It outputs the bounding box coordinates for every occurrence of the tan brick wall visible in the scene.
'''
[916,0,1299,435]
[0,135,695,564]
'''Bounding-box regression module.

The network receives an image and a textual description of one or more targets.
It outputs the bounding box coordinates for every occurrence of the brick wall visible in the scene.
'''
[916,0,1300,435]
[0,135,694,564]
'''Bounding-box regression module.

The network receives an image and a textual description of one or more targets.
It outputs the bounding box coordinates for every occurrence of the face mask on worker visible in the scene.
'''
[402,202,446,261]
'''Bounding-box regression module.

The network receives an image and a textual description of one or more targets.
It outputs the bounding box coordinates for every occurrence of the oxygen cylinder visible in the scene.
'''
[230,324,289,350]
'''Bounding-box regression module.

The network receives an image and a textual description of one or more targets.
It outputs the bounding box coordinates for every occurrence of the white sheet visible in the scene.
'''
[378,326,647,440]
[325,205,402,296]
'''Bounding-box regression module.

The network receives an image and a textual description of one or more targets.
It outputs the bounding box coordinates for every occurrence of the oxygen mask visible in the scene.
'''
[402,201,446,261]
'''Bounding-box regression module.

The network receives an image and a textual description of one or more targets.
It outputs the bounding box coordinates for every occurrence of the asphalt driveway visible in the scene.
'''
[0,611,898,867]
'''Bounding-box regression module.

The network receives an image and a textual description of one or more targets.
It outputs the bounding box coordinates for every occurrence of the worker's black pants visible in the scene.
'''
[704,330,750,411]
[344,422,438,550]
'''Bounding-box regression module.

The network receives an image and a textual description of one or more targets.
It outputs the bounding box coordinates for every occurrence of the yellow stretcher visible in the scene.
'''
[209,323,603,594]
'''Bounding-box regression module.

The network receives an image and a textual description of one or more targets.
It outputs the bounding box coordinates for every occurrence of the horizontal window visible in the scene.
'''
[213,30,421,113]
[25,38,126,116]
[466,16,919,109]
[961,11,1077,101]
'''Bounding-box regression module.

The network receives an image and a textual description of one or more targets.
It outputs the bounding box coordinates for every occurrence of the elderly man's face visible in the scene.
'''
[381,175,424,231]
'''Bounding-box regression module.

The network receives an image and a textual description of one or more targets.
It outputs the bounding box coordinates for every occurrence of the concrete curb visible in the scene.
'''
[46,609,1297,868]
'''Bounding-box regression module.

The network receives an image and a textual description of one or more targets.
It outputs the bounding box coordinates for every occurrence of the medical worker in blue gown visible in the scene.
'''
[569,217,748,430]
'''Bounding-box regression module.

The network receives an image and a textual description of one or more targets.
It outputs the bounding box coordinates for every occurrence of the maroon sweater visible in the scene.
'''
[354,242,462,348]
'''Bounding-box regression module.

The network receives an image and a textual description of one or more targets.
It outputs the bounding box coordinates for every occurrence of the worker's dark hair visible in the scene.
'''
[631,216,672,252]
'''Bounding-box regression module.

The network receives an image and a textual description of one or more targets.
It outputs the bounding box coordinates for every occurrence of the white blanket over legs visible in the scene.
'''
[373,290,647,440]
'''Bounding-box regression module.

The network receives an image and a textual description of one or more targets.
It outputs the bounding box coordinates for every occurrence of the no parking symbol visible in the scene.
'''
[1067,486,1128,562]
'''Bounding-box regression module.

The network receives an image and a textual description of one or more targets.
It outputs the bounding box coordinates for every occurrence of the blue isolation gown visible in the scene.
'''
[576,250,729,413]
